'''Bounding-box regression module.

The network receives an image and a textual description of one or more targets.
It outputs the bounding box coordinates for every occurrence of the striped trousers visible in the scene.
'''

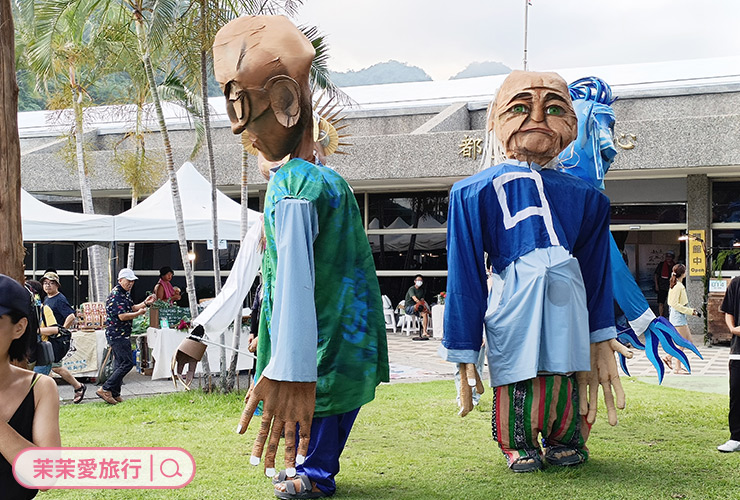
[492,374,591,465]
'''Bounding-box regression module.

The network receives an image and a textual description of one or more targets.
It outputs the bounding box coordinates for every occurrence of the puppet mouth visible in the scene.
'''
[520,127,554,135]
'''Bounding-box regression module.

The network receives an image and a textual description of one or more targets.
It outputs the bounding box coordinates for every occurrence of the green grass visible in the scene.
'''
[47,378,739,499]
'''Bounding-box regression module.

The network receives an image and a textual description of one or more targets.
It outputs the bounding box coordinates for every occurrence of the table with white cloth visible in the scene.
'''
[147,327,254,380]
[432,304,445,338]
[57,330,107,378]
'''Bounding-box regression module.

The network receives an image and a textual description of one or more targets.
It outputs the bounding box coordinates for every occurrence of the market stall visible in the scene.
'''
[57,330,107,378]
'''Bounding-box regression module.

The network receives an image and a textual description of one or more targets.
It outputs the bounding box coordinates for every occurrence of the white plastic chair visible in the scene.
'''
[396,300,420,336]
[381,295,396,333]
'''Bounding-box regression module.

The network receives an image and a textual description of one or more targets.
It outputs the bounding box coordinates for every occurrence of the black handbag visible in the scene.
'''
[49,327,72,363]
[36,340,55,366]
[96,346,115,385]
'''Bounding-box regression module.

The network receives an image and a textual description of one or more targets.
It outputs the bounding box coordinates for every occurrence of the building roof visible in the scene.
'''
[17,56,740,138]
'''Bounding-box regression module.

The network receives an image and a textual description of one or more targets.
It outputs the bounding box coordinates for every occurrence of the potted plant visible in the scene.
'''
[707,249,740,344]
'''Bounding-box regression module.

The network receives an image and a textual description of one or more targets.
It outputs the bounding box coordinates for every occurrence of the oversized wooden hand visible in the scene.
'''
[458,363,484,417]
[237,376,316,477]
[576,339,632,426]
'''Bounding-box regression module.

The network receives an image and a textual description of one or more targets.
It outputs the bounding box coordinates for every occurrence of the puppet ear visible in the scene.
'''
[266,76,301,128]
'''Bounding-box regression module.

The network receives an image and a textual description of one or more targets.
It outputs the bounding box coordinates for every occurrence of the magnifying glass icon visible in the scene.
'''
[160,458,182,478]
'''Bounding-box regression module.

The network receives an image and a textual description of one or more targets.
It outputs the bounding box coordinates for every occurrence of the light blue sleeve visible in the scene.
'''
[261,198,320,382]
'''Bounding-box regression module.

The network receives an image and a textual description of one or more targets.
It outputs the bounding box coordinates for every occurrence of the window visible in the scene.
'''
[610,204,686,225]
[713,182,740,223]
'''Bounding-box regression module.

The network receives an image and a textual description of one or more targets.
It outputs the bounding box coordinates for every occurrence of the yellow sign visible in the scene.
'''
[687,229,706,277]
[458,135,482,160]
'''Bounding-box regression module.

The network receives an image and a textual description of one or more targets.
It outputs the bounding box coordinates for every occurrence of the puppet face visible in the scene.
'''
[491,71,577,166]
[213,16,314,161]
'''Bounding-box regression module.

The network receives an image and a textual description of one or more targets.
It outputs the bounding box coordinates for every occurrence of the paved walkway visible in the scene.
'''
[58,332,731,404]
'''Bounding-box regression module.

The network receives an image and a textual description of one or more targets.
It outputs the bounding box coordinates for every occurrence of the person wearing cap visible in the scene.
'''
[38,271,87,403]
[153,266,182,304]
[0,274,61,498]
[653,250,677,318]
[96,269,155,405]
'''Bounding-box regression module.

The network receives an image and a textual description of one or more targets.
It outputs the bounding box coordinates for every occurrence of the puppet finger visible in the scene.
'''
[611,373,626,410]
[587,377,599,424]
[458,364,473,417]
[600,381,618,426]
[237,388,261,434]
[464,363,477,387]
[263,417,285,478]
[576,372,589,416]
[249,412,272,466]
[474,368,485,395]
[296,418,312,466]
[609,338,633,359]
[283,421,297,473]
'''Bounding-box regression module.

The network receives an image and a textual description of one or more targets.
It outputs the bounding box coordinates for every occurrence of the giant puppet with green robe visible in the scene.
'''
[178,15,388,500]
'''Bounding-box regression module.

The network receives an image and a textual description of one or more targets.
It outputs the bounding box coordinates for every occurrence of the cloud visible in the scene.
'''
[296,0,740,80]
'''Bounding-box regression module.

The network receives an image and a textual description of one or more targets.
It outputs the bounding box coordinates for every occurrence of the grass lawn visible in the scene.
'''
[48,378,738,499]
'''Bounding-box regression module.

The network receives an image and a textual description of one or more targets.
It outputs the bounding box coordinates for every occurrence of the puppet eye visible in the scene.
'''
[510,104,527,114]
[546,105,564,116]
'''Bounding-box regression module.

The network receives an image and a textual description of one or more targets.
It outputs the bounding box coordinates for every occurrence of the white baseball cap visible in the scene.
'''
[118,268,139,281]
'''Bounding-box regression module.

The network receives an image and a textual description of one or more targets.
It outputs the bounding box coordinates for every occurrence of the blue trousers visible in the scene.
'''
[296,408,360,496]
[102,337,134,397]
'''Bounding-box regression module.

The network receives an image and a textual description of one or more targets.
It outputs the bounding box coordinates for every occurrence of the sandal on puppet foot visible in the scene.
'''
[544,446,586,467]
[272,469,298,485]
[274,475,326,499]
[508,455,542,473]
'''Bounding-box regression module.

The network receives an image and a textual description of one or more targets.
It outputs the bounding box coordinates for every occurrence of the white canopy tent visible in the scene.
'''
[113,162,260,242]
[21,188,115,242]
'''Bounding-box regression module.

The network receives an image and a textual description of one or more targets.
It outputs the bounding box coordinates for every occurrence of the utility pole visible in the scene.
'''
[523,0,530,71]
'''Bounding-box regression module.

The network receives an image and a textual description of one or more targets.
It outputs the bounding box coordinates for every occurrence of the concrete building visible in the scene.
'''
[19,56,740,336]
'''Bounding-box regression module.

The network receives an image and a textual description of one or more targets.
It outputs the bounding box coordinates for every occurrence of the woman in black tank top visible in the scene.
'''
[0,275,61,499]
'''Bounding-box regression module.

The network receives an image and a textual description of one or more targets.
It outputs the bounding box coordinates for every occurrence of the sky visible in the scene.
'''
[295,0,740,81]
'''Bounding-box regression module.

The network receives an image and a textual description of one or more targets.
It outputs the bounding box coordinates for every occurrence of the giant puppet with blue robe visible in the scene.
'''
[440,71,701,474]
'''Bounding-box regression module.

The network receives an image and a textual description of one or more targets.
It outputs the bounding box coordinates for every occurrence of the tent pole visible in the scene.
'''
[73,243,81,307]
[110,241,117,293]
[32,243,37,280]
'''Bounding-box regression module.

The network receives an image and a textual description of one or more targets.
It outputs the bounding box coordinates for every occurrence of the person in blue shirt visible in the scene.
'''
[38,272,86,404]
[439,71,631,473]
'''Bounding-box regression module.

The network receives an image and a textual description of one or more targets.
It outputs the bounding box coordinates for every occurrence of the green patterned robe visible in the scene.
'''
[256,158,389,417]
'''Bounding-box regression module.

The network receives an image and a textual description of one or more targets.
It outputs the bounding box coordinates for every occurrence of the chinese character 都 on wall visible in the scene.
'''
[459,135,482,160]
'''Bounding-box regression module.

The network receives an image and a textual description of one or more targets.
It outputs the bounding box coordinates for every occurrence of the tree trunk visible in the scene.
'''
[134,17,211,384]
[200,22,226,388]
[127,195,138,268]
[225,147,251,391]
[71,84,107,301]
[0,0,25,282]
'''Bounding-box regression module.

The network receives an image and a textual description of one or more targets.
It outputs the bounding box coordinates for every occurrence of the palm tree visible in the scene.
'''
[171,0,312,390]
[0,0,25,282]
[21,0,122,301]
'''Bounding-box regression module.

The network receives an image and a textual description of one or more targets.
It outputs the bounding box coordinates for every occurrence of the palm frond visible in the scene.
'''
[299,24,354,107]
[156,70,206,157]
[147,0,184,53]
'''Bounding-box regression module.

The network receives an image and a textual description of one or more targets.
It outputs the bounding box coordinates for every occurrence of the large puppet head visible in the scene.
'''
[213,16,314,161]
[488,70,578,167]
